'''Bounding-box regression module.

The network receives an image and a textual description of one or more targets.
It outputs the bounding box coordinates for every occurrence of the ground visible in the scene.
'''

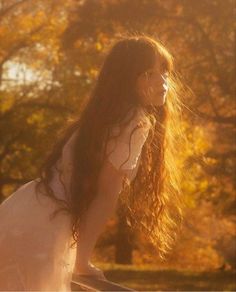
[95,263,236,291]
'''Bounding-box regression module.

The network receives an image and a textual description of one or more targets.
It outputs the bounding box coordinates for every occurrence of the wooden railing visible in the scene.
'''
[71,273,136,291]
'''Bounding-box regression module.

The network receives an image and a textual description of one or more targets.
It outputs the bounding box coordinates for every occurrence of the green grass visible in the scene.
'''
[98,263,236,291]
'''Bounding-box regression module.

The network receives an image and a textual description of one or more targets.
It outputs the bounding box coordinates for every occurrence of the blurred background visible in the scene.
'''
[0,0,235,290]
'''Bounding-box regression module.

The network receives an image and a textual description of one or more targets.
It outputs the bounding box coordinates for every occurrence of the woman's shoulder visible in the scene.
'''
[104,105,151,171]
[135,105,152,127]
[108,105,151,140]
[123,105,152,133]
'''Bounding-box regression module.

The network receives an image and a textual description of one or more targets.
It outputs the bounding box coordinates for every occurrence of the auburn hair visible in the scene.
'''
[35,33,188,260]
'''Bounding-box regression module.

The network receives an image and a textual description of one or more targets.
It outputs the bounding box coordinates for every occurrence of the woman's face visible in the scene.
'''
[135,56,169,106]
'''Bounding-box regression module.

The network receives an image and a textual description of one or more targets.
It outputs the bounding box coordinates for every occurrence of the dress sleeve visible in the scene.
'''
[105,108,151,172]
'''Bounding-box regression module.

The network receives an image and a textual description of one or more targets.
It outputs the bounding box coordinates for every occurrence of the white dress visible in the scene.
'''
[0,105,151,291]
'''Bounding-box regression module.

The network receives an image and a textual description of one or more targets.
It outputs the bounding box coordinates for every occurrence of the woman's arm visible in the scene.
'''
[74,108,151,274]
[74,157,125,271]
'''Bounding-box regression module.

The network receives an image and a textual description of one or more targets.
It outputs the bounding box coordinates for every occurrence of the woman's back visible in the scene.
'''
[0,104,151,291]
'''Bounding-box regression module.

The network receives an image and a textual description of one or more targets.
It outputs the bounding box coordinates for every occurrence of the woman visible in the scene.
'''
[0,34,185,291]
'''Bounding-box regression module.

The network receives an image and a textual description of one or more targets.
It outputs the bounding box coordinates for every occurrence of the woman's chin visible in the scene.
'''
[153,93,166,106]
[153,97,165,106]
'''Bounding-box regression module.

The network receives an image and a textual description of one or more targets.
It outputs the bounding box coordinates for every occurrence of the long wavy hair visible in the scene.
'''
[35,33,188,260]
